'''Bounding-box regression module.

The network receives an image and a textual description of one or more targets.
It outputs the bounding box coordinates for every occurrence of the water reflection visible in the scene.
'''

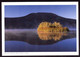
[5,29,76,45]
[37,32,68,41]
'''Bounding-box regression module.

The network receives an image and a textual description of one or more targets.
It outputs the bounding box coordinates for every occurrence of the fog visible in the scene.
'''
[5,29,76,45]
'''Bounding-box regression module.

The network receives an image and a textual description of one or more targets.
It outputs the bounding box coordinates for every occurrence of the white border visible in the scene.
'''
[2,2,79,56]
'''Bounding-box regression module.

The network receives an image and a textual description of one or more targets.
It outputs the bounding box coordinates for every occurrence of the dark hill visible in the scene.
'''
[5,12,76,29]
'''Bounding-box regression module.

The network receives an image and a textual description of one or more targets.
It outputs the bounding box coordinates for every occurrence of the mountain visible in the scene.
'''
[5,12,76,29]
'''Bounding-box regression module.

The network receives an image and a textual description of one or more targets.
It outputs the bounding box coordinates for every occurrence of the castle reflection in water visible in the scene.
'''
[37,32,68,41]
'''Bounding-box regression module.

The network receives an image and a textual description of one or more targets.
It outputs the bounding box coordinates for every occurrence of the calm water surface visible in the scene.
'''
[5,29,76,52]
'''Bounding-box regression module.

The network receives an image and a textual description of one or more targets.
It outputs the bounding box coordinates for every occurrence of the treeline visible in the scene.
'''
[37,22,69,32]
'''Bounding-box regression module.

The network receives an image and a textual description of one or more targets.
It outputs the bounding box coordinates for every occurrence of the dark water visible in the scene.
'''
[5,29,76,52]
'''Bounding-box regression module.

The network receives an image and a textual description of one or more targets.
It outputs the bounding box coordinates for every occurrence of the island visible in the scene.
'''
[37,22,69,32]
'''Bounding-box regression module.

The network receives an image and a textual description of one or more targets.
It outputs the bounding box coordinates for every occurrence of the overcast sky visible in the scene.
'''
[5,5,76,19]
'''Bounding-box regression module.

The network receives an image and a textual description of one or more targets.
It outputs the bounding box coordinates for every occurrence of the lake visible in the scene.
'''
[5,29,76,52]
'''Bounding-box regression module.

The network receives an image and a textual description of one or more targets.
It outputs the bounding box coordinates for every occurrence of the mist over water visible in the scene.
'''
[5,29,76,52]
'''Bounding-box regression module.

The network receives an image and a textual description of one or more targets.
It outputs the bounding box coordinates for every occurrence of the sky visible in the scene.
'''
[5,5,76,19]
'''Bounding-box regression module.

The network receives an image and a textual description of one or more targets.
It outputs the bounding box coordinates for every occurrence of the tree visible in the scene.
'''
[37,21,69,32]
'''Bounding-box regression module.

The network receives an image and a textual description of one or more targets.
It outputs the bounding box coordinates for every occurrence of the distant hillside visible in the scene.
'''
[5,12,76,29]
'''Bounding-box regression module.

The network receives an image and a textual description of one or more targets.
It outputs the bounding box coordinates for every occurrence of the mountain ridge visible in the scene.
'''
[5,12,76,20]
[5,12,76,29]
